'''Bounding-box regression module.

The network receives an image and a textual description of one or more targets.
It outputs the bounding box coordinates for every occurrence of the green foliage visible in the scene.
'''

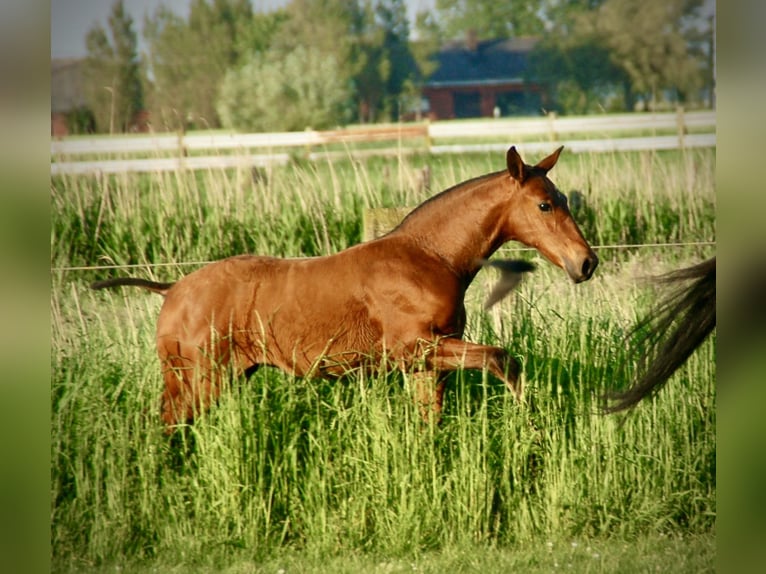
[372,0,420,120]
[574,0,711,109]
[142,8,199,131]
[64,106,96,135]
[83,0,143,133]
[267,0,421,124]
[432,0,546,39]
[143,0,426,129]
[217,46,352,132]
[51,149,715,570]
[143,0,280,131]
[528,38,628,115]
[75,0,715,134]
[524,0,713,114]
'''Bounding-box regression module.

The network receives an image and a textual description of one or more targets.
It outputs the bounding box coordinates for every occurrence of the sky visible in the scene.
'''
[51,0,436,59]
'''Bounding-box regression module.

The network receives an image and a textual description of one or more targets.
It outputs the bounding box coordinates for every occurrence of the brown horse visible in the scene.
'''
[92,146,598,431]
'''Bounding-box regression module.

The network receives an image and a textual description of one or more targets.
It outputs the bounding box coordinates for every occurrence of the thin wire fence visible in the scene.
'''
[51,240,716,273]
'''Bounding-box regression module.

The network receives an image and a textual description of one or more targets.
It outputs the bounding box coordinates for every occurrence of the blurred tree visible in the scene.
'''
[353,6,389,123]
[431,0,546,39]
[375,0,418,119]
[262,0,424,125]
[144,0,283,131]
[527,0,626,114]
[582,0,708,109]
[528,39,626,114]
[217,46,351,131]
[528,0,709,113]
[352,0,421,122]
[82,0,143,133]
[263,0,360,124]
[142,8,195,132]
[271,0,361,81]
[541,0,607,41]
[410,10,441,84]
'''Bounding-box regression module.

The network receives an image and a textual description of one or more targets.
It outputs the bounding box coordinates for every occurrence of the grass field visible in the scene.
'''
[50,147,716,572]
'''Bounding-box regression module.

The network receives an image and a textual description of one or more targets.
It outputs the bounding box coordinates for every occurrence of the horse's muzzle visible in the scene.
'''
[568,252,599,283]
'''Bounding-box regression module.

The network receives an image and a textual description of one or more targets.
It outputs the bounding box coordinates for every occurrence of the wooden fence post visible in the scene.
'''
[676,106,686,149]
[177,130,187,157]
[547,111,558,142]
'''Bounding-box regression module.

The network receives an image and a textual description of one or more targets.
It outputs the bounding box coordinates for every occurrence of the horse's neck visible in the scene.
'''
[394,171,509,276]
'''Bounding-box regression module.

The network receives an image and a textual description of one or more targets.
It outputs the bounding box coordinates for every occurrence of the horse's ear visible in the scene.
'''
[535,146,564,173]
[506,146,528,183]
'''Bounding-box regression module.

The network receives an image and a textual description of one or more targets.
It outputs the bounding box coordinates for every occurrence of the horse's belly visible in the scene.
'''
[257,307,384,376]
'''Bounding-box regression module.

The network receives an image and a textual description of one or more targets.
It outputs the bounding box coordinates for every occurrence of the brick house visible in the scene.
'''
[51,58,90,137]
[422,35,545,120]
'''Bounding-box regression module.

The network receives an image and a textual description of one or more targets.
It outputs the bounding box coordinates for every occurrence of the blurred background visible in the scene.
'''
[50,0,716,135]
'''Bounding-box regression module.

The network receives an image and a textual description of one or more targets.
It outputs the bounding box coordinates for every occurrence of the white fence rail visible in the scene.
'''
[426,110,715,139]
[51,110,715,175]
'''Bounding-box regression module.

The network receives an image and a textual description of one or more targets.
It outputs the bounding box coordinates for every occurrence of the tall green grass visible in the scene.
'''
[51,148,715,571]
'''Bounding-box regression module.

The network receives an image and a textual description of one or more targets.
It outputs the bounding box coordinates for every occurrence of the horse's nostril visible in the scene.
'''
[582,254,598,279]
[582,259,590,277]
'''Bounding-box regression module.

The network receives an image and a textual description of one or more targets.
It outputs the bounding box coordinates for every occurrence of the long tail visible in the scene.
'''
[604,256,716,413]
[90,277,175,296]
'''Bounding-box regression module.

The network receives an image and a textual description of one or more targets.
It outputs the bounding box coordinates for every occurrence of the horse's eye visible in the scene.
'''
[538,202,552,212]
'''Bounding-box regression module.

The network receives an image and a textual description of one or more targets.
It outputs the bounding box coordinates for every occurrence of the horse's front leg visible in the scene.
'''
[424,337,522,402]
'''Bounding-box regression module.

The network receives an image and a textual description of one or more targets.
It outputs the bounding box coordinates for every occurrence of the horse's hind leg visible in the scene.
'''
[160,362,194,431]
[159,346,224,432]
[160,362,213,432]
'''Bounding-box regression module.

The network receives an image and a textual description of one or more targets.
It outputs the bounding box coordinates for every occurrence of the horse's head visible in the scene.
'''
[503,146,598,283]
